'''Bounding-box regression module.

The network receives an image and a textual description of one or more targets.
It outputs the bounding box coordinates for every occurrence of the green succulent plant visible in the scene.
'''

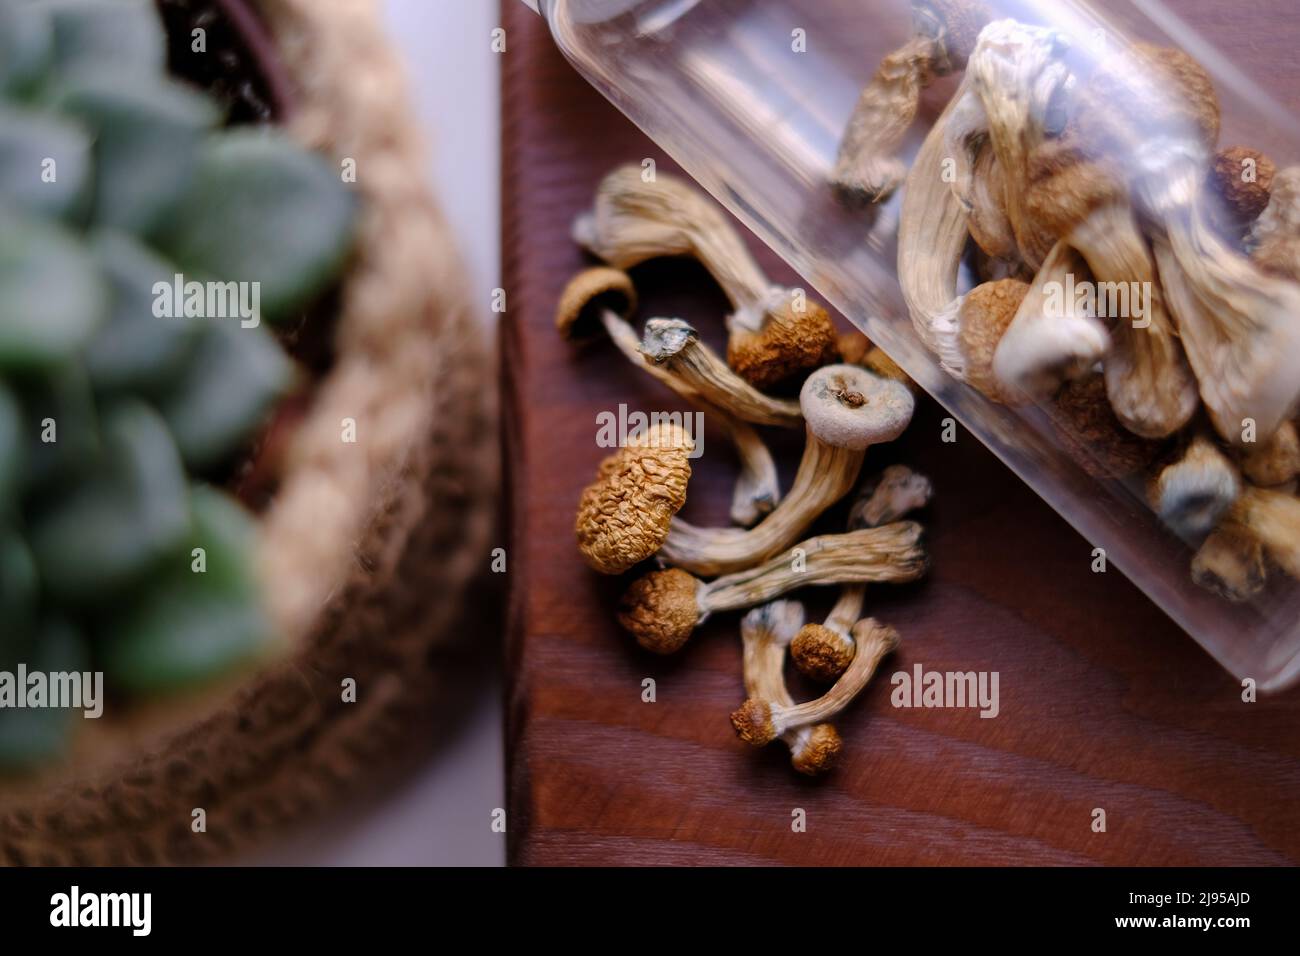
[0,0,358,767]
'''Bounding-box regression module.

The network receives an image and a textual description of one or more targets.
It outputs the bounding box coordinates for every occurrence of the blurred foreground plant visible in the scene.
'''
[0,0,357,767]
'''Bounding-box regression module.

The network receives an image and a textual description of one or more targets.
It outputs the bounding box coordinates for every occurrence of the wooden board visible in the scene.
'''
[501,0,1300,866]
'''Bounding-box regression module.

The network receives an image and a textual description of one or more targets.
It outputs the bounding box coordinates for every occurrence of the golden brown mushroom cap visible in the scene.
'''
[616,567,701,654]
[790,724,843,776]
[575,423,693,575]
[1210,146,1276,223]
[1021,152,1124,262]
[1052,376,1166,479]
[729,697,777,746]
[790,623,856,683]
[726,295,838,390]
[555,267,637,342]
[959,278,1030,404]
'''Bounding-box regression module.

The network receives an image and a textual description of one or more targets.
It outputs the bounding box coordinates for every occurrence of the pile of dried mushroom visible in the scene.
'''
[836,3,1300,603]
[559,165,930,775]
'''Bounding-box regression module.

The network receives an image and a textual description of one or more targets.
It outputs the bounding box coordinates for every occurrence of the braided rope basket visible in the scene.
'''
[0,0,496,865]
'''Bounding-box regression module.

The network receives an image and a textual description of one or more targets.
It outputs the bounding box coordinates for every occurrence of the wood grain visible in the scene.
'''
[501,0,1300,866]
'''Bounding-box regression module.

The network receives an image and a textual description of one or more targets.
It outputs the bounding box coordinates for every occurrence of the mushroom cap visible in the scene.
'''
[1053,376,1164,479]
[1240,421,1300,487]
[790,724,843,776]
[575,423,694,575]
[837,331,872,366]
[1191,523,1266,603]
[729,697,777,746]
[799,364,915,450]
[959,278,1030,404]
[1076,42,1219,161]
[913,0,992,73]
[1154,436,1241,538]
[1022,148,1124,260]
[790,623,855,683]
[1254,235,1300,282]
[1211,146,1276,223]
[726,292,838,390]
[616,567,701,654]
[555,267,637,342]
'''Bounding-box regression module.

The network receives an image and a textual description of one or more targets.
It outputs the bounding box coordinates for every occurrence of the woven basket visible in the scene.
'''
[0,0,496,865]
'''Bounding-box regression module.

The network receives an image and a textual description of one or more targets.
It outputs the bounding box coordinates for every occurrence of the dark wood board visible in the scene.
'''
[501,0,1300,866]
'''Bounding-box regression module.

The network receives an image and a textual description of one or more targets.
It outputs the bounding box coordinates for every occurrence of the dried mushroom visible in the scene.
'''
[1150,435,1240,540]
[739,601,842,776]
[556,269,783,527]
[574,422,694,575]
[832,0,991,206]
[791,466,932,682]
[575,165,836,388]
[732,618,899,746]
[659,364,915,576]
[617,522,928,654]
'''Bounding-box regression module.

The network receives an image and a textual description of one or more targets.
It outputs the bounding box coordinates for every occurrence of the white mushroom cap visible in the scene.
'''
[799,364,915,450]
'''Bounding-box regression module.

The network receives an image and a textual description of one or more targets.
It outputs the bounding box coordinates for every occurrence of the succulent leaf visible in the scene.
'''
[0,617,89,768]
[85,231,199,392]
[0,213,106,370]
[101,485,270,693]
[0,103,91,219]
[164,130,358,323]
[46,0,166,80]
[29,399,190,604]
[51,71,220,235]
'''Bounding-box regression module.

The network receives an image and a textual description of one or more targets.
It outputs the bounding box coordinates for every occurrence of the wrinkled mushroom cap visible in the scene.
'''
[729,697,777,745]
[1053,376,1164,479]
[616,567,701,654]
[726,292,838,390]
[913,0,992,73]
[959,278,1029,404]
[575,423,693,574]
[790,623,855,683]
[1210,146,1276,223]
[1022,148,1124,261]
[800,364,915,450]
[555,267,637,342]
[790,724,843,776]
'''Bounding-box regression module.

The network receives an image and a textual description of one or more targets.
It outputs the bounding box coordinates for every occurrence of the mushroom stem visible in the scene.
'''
[640,318,802,427]
[1142,159,1300,444]
[791,466,932,682]
[732,619,899,746]
[617,522,928,654]
[657,364,915,576]
[898,73,976,369]
[739,601,842,775]
[574,165,770,315]
[992,239,1109,398]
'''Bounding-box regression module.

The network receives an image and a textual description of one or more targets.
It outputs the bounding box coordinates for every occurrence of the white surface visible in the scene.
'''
[249,0,506,866]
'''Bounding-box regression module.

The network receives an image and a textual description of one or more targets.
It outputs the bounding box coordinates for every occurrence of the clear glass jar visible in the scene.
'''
[534,0,1300,689]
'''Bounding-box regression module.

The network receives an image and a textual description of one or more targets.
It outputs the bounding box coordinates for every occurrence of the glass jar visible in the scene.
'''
[533,0,1300,689]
